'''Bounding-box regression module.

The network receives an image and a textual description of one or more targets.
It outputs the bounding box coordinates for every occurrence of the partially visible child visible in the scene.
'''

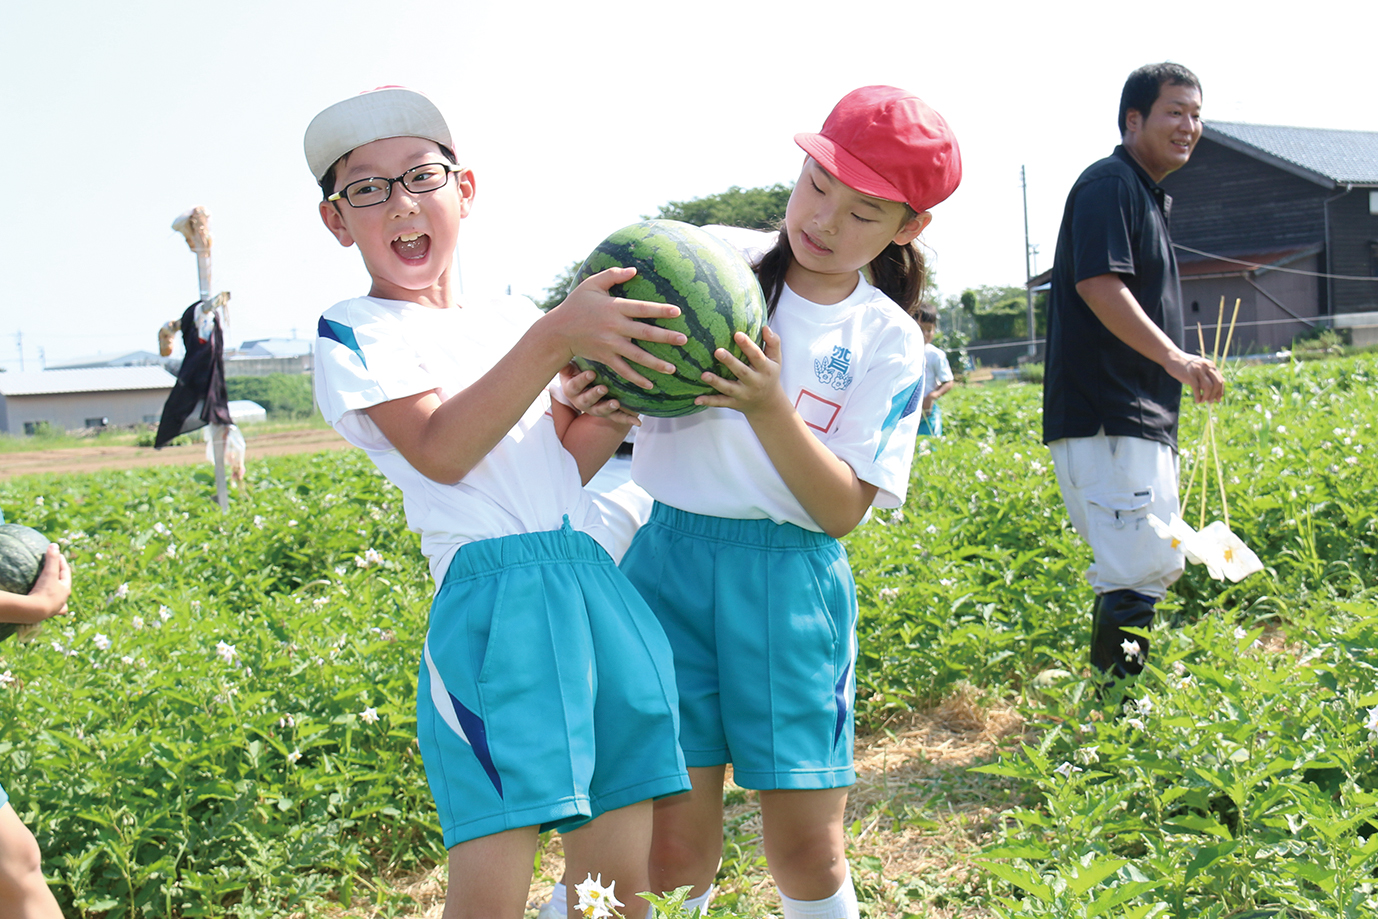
[916,304,954,436]
[306,87,689,918]
[0,520,71,919]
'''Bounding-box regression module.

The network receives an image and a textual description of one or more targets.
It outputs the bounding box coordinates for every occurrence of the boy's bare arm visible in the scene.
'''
[368,268,683,484]
[0,545,71,624]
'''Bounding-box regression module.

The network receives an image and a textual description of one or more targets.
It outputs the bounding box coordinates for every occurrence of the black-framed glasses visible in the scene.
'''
[327,162,464,208]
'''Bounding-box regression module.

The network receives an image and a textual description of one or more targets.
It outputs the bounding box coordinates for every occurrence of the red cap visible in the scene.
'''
[795,85,962,213]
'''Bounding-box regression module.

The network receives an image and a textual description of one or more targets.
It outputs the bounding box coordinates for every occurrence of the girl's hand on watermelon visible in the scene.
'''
[550,266,687,390]
[696,326,788,417]
[560,365,641,426]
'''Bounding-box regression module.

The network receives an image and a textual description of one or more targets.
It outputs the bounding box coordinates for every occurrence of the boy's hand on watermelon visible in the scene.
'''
[0,545,71,624]
[696,326,788,417]
[548,266,688,390]
[560,365,641,427]
[29,545,71,618]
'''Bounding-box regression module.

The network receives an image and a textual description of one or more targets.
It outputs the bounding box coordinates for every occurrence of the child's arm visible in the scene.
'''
[367,268,682,485]
[0,545,71,624]
[553,367,638,485]
[696,327,878,539]
[922,379,955,416]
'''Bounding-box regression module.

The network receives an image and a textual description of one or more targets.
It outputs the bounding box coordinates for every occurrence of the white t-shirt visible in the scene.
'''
[314,294,608,586]
[923,342,953,398]
[632,227,926,531]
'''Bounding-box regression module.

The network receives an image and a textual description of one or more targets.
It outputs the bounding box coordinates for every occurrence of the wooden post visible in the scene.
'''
[172,207,229,511]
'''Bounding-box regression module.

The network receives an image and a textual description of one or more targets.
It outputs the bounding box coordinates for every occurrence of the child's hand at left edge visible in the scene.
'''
[695,326,788,417]
[560,363,641,427]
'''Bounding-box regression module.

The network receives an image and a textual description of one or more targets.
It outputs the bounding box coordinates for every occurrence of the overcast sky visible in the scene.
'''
[1,0,1374,370]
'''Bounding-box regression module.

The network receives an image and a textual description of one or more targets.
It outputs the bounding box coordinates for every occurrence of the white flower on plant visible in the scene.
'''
[1133,697,1153,718]
[1121,639,1142,662]
[93,633,111,651]
[121,655,134,665]
[153,522,169,536]
[975,470,988,482]
[279,714,296,728]
[253,515,265,529]
[312,597,329,608]
[1276,425,1286,434]
[575,873,624,919]
[158,606,172,621]
[0,670,13,687]
[361,707,379,724]
[114,583,129,599]
[1054,761,1083,780]
[288,520,298,527]
[131,615,144,630]
[889,510,905,524]
[287,749,302,766]
[165,544,177,559]
[1126,718,1146,732]
[925,524,938,535]
[216,640,238,664]
[1233,626,1247,641]
[1172,660,1187,676]
[1074,745,1100,766]
[1346,456,1358,465]
[34,496,44,506]
[1364,705,1378,742]
[878,587,900,602]
[939,578,955,587]
[334,565,348,576]
[1271,446,1284,458]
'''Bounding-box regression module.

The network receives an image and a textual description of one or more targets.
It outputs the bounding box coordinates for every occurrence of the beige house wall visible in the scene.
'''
[0,389,173,435]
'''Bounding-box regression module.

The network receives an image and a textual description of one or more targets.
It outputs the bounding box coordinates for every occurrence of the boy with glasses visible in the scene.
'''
[307,87,690,918]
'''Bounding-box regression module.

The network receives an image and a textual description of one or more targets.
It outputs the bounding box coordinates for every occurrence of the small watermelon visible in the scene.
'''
[0,523,52,642]
[572,220,766,418]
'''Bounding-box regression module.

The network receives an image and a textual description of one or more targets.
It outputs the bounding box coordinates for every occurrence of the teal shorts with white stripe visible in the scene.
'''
[621,503,858,790]
[417,519,689,848]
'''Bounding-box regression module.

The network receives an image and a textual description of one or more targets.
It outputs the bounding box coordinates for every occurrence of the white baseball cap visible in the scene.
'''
[304,86,453,182]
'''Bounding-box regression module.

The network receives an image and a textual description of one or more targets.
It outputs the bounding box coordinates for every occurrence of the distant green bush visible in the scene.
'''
[226,374,317,419]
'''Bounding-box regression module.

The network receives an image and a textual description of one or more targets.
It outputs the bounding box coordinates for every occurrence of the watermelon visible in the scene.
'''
[0,523,51,641]
[572,220,766,417]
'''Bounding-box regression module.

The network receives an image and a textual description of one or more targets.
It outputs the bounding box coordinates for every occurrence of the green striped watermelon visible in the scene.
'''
[0,523,51,641]
[572,220,766,417]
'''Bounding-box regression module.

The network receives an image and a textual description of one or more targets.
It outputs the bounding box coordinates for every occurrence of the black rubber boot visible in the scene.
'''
[1089,589,1158,681]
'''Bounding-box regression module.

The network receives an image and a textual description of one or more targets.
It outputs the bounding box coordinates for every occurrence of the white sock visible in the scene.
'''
[778,868,859,919]
[539,882,568,919]
[682,885,714,916]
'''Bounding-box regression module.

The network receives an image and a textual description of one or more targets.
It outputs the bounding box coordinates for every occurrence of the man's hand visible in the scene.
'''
[1163,350,1224,404]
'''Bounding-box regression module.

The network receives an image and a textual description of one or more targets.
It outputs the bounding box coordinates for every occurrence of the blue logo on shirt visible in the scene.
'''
[814,346,853,391]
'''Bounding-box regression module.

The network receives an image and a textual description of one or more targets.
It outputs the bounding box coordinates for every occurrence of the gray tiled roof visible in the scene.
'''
[1207,121,1378,185]
[0,367,176,397]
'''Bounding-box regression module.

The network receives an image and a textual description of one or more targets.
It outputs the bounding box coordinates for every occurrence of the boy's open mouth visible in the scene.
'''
[392,232,430,261]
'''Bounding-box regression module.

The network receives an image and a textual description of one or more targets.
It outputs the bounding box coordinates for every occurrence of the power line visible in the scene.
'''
[1173,243,1378,282]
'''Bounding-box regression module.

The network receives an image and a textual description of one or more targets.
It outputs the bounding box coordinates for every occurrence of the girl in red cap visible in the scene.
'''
[605,86,962,917]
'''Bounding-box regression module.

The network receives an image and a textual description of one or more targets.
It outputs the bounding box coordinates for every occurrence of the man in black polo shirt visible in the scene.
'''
[1043,62,1224,685]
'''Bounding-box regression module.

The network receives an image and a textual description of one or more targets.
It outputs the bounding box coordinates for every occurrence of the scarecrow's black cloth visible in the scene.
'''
[154,301,232,449]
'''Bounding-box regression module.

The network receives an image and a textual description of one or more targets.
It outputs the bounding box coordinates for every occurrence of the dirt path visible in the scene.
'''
[0,427,354,479]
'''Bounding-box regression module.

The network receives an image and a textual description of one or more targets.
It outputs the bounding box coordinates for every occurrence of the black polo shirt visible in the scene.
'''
[1042,145,1185,450]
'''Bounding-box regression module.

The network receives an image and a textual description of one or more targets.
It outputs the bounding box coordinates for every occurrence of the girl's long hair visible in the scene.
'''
[755,215,927,319]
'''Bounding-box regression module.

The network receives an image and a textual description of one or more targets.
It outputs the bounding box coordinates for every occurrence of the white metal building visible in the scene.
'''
[0,367,177,436]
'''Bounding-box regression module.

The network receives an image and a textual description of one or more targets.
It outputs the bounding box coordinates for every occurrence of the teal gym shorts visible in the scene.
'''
[417,518,689,848]
[621,502,858,790]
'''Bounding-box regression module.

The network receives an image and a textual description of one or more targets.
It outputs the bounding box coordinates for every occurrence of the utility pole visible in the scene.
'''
[1022,166,1037,358]
[15,331,23,371]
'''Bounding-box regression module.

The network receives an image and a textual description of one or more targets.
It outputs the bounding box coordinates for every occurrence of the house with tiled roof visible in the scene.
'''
[1160,121,1378,351]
